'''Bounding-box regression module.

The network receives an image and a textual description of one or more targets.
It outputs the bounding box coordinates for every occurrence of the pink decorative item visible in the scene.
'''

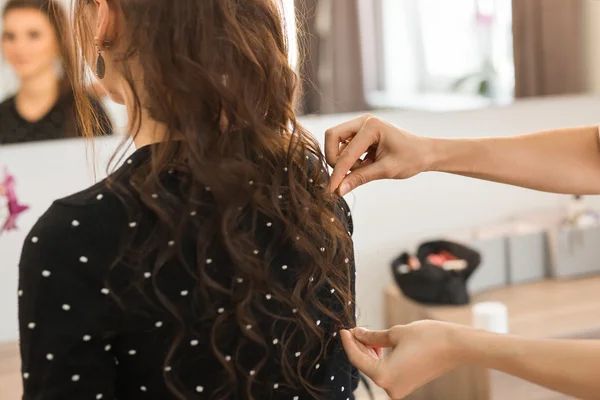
[0,168,29,234]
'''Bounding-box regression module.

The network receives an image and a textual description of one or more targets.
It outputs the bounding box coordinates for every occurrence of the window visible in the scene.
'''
[282,0,299,70]
[369,0,514,111]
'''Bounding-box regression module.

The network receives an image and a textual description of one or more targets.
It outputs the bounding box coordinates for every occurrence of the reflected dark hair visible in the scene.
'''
[2,0,73,97]
[71,0,354,399]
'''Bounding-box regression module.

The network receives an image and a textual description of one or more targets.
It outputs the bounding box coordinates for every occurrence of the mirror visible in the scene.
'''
[1,0,597,134]
[0,0,119,145]
[294,0,596,114]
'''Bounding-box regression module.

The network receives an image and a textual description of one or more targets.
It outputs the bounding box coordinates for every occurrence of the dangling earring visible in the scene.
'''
[95,45,105,79]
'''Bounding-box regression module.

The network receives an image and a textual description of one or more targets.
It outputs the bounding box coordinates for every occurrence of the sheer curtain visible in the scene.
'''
[512,0,584,98]
[294,0,369,114]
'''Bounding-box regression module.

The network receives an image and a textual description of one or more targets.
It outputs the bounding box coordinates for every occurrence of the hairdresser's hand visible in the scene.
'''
[325,115,434,196]
[340,321,463,399]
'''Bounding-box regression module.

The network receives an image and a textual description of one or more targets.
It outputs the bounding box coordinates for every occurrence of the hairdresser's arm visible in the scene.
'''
[340,321,600,400]
[325,115,600,196]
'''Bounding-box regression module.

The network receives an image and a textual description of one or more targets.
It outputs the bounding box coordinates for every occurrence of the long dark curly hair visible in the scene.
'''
[69,0,355,399]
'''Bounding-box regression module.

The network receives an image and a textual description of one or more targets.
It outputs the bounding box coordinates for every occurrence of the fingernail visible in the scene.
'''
[339,183,351,196]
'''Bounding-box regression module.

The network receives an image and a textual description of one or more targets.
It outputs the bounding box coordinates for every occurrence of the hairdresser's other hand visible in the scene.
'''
[325,114,434,196]
[340,321,463,399]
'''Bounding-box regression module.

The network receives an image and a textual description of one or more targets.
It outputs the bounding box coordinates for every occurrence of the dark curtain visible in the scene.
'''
[512,0,584,98]
[294,0,369,114]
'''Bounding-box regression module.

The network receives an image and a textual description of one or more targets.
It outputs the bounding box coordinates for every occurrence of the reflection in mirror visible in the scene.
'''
[295,0,593,114]
[0,0,113,145]
[369,0,515,111]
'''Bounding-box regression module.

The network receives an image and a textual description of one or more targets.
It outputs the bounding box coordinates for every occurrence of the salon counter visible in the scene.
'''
[385,276,600,400]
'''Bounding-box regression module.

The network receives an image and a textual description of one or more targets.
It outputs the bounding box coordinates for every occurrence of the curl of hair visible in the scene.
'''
[71,1,354,399]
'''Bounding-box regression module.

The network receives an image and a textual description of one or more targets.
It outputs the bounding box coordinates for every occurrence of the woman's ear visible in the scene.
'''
[94,0,117,48]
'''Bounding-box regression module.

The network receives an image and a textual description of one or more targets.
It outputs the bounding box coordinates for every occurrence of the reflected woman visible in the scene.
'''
[0,0,112,145]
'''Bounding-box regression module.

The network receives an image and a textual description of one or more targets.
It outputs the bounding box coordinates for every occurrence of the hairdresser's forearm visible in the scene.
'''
[457,329,600,399]
[428,126,600,194]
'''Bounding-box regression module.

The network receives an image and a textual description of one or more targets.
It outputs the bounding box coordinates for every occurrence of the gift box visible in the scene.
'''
[548,225,600,279]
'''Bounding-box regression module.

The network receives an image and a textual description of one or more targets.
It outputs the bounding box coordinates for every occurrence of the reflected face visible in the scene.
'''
[2,9,59,80]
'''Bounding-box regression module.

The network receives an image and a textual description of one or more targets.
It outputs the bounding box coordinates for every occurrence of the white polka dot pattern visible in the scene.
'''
[16,148,358,400]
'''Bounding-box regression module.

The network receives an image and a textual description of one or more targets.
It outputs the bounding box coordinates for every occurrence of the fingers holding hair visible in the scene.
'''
[326,115,383,193]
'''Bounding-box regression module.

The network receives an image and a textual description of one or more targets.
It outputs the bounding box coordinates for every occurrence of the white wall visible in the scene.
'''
[2,95,600,343]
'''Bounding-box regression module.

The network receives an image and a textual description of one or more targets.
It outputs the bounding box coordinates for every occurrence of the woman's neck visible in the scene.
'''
[15,69,60,123]
[131,109,171,149]
[120,79,182,148]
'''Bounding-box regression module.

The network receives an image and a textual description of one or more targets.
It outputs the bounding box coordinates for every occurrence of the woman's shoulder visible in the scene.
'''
[0,95,15,106]
[23,178,128,263]
[301,150,354,234]
[0,95,16,114]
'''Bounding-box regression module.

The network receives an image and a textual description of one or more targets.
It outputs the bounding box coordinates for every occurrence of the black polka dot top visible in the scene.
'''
[18,144,359,399]
[0,93,113,144]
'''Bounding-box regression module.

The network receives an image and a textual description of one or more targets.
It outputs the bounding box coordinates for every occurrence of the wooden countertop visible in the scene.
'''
[385,275,600,339]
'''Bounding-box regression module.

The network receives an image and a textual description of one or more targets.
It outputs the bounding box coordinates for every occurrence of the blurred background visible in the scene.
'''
[2,1,600,399]
[3,0,600,121]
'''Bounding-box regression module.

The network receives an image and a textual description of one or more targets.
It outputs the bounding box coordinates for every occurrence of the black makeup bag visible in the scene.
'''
[391,240,481,305]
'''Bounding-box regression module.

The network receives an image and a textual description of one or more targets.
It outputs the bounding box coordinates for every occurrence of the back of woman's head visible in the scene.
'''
[70,1,354,399]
